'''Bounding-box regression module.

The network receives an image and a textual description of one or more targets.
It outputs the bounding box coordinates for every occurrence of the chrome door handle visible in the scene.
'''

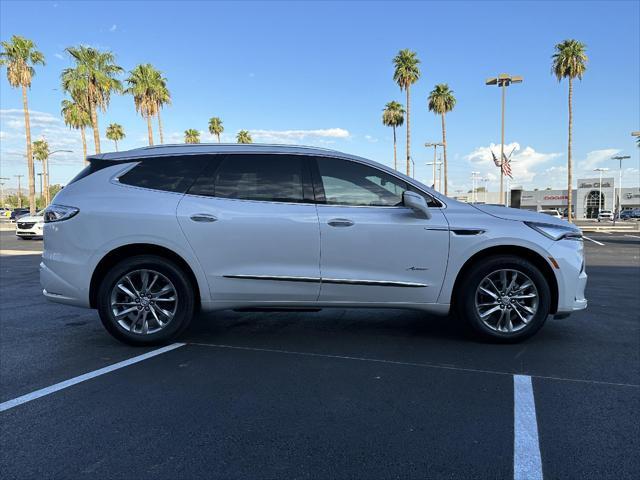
[190,214,217,223]
[327,218,354,227]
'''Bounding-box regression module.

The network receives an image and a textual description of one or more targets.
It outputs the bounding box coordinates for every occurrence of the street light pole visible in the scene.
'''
[593,168,608,213]
[611,155,631,224]
[14,175,24,208]
[425,142,443,190]
[426,161,443,192]
[471,171,481,203]
[485,74,523,206]
[43,149,73,205]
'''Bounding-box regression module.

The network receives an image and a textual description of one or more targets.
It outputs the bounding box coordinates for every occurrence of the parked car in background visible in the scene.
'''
[15,210,45,239]
[41,144,588,345]
[9,208,30,222]
[619,209,640,221]
[597,209,614,222]
[539,209,562,219]
[0,207,12,218]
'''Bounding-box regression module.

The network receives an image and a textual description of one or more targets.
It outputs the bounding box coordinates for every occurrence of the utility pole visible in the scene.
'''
[14,175,24,208]
[0,177,8,207]
[611,155,631,225]
[593,168,608,213]
[426,161,443,192]
[437,154,443,192]
[425,142,443,190]
[37,172,44,200]
[485,74,523,206]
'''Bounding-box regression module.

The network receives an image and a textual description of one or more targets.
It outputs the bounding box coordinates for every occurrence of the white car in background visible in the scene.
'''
[16,210,45,239]
[40,144,588,345]
[597,210,614,222]
[539,209,562,219]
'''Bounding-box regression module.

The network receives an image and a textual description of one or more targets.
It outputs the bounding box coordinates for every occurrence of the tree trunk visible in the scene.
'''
[406,86,411,176]
[217,133,221,143]
[441,113,448,195]
[22,86,36,215]
[90,101,101,154]
[147,114,154,146]
[114,140,119,152]
[81,128,88,165]
[393,125,397,171]
[157,104,164,144]
[567,78,573,223]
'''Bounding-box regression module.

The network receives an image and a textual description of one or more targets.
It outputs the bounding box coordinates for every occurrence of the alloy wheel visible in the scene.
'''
[110,269,178,334]
[474,269,539,333]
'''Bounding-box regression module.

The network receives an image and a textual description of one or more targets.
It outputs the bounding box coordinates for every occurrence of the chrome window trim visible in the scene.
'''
[224,274,427,288]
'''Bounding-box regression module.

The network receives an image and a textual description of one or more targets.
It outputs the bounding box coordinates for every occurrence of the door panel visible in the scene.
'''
[312,156,449,304]
[178,196,321,302]
[317,205,449,304]
[177,153,321,303]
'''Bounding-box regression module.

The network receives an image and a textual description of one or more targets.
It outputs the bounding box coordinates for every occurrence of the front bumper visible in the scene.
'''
[548,239,588,314]
[16,224,44,237]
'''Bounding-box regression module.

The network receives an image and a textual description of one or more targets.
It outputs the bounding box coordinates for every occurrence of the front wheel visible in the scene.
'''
[455,255,551,342]
[96,255,196,346]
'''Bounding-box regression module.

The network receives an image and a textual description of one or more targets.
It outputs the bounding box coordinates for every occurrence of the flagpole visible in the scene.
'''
[500,82,505,206]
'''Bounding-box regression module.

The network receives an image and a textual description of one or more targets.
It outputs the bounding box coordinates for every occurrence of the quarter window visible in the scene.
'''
[210,154,305,203]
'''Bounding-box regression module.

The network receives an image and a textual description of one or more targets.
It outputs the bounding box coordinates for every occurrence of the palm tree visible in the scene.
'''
[208,117,224,142]
[382,101,405,171]
[106,123,125,151]
[125,64,164,146]
[32,138,50,205]
[1,35,45,214]
[236,130,252,144]
[427,84,456,195]
[61,98,91,164]
[61,46,123,154]
[155,74,170,144]
[393,49,421,176]
[184,129,200,144]
[552,39,588,223]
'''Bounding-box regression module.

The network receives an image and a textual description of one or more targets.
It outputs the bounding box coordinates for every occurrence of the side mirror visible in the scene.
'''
[403,191,431,219]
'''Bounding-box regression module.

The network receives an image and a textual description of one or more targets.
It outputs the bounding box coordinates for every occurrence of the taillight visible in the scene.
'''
[44,204,79,223]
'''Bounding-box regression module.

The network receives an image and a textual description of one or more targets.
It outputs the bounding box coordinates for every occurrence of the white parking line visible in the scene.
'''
[624,234,640,240]
[583,236,605,246]
[0,343,185,412]
[513,375,543,480]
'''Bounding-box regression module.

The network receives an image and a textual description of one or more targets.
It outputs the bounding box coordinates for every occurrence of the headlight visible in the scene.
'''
[44,204,79,223]
[525,221,582,241]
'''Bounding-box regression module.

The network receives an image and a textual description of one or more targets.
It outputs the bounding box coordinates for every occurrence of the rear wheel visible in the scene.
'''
[97,255,195,345]
[455,255,551,342]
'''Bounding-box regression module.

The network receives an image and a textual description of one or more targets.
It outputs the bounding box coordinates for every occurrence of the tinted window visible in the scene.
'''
[118,155,211,193]
[316,158,409,206]
[210,154,305,203]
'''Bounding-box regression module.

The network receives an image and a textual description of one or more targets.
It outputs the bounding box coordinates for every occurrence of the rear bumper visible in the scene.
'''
[40,260,90,308]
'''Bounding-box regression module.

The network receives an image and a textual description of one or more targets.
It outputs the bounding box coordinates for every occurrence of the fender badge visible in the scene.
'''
[406,266,429,271]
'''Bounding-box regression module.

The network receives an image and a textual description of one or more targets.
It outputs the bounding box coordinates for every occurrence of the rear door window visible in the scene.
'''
[118,155,212,193]
[192,154,307,203]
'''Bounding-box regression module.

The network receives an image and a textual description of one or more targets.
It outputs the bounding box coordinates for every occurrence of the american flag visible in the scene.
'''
[490,148,501,167]
[501,150,514,178]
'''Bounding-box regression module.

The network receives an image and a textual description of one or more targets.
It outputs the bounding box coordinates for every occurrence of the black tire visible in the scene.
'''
[454,255,551,343]
[96,254,196,346]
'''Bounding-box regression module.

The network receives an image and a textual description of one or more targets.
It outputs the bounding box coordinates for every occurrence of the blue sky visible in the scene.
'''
[1,0,638,192]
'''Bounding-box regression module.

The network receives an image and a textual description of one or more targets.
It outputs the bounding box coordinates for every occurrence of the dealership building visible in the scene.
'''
[453,177,640,219]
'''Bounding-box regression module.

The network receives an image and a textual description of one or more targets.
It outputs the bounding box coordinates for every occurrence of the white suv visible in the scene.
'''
[597,209,614,222]
[41,144,587,345]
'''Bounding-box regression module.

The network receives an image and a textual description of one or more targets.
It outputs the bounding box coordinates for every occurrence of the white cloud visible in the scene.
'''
[465,142,561,184]
[109,24,117,32]
[364,135,378,143]
[250,128,350,144]
[54,53,64,60]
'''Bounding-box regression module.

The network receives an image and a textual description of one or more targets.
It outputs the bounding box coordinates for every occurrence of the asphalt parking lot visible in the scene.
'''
[1,225,639,479]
